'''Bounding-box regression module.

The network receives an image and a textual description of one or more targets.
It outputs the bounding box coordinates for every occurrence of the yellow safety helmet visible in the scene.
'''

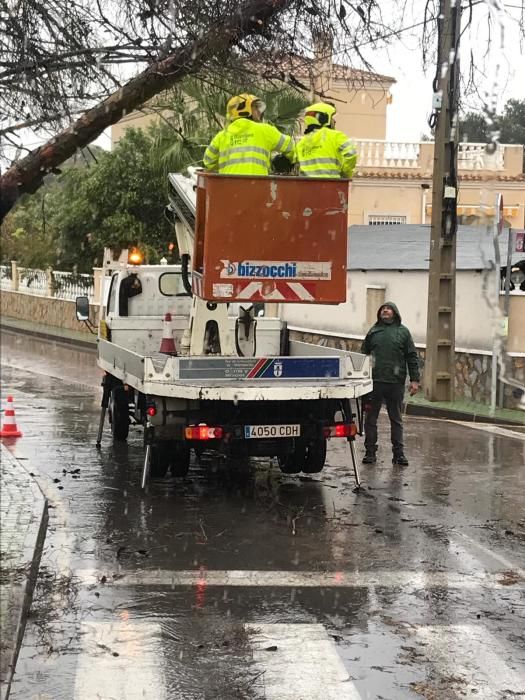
[304,102,337,128]
[226,93,265,121]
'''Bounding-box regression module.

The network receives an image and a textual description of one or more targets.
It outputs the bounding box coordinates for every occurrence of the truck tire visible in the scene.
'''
[109,386,129,441]
[302,438,327,474]
[149,443,170,479]
[170,443,191,478]
[278,441,306,474]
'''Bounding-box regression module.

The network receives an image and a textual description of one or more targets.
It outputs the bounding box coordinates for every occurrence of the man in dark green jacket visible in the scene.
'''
[361,302,420,466]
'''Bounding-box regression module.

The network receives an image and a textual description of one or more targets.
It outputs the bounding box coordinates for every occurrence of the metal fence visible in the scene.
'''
[0,264,94,301]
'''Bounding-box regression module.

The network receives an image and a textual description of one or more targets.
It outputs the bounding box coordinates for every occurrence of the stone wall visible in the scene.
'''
[290,329,525,410]
[0,290,99,336]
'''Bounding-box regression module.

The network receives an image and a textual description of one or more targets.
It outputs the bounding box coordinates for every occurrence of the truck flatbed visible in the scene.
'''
[98,339,372,401]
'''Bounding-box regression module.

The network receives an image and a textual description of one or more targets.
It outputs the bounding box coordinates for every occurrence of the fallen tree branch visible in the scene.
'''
[0,0,290,220]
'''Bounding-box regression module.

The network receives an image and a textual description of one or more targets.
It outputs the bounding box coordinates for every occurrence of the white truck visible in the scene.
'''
[77,171,372,488]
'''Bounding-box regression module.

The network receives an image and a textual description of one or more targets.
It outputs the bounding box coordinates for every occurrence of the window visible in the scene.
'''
[366,286,386,327]
[159,272,185,296]
[368,215,407,226]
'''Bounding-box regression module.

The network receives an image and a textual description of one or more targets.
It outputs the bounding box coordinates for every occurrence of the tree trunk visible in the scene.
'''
[0,0,289,221]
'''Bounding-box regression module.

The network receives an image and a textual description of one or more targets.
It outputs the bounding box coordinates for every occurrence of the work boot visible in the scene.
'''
[392,453,409,466]
[362,451,377,465]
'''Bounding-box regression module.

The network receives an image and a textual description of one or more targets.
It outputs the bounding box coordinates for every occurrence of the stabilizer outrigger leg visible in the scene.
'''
[348,438,361,491]
[341,398,362,491]
[96,374,112,449]
[141,425,154,490]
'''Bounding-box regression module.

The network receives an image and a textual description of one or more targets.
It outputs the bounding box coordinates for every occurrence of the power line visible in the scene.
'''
[348,0,521,52]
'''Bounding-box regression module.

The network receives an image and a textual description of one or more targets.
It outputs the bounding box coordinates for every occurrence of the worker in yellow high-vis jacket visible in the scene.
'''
[203,93,294,176]
[296,102,357,179]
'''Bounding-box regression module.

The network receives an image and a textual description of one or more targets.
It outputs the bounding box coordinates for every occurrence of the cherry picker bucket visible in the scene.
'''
[192,173,349,304]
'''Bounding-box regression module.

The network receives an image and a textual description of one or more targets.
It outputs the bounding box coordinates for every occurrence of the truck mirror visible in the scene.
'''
[75,296,90,321]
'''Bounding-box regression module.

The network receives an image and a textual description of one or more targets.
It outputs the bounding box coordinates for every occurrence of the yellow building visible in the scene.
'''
[110,60,525,229]
[352,140,524,228]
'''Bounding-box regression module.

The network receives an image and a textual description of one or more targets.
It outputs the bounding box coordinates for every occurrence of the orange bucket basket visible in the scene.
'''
[191,173,349,304]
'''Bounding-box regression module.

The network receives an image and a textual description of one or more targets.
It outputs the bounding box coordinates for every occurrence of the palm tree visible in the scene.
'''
[149,76,308,174]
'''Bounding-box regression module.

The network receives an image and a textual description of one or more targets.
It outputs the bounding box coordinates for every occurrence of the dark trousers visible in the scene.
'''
[364,381,405,455]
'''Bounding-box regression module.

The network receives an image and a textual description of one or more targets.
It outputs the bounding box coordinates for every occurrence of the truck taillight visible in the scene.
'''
[323,422,357,439]
[185,425,224,440]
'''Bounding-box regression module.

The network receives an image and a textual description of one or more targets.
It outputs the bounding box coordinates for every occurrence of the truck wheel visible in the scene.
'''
[109,386,129,441]
[278,441,306,474]
[302,438,327,474]
[149,443,170,478]
[170,443,191,478]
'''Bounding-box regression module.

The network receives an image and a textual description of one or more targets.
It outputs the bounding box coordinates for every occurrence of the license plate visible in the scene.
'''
[244,424,301,439]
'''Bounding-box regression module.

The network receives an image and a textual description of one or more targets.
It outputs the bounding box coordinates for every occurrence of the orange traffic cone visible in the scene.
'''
[0,395,23,438]
[159,312,177,355]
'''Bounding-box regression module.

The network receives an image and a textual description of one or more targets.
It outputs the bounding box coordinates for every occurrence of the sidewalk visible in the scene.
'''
[406,394,525,427]
[0,316,96,351]
[0,444,48,700]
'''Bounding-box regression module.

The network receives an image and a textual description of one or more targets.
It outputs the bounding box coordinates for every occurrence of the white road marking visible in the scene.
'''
[416,624,525,698]
[74,568,525,590]
[450,420,525,441]
[249,623,361,699]
[454,532,525,579]
[74,621,166,700]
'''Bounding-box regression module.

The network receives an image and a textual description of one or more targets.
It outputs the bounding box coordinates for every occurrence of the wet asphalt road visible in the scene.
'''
[1,330,525,700]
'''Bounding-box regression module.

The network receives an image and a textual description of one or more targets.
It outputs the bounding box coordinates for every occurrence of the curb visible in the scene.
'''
[0,317,96,352]
[405,401,525,427]
[0,445,49,700]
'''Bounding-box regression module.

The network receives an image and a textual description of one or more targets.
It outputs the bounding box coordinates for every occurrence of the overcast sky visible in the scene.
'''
[6,0,525,158]
[366,0,525,141]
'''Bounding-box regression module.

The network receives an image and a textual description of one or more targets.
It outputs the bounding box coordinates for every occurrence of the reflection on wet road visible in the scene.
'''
[2,331,524,699]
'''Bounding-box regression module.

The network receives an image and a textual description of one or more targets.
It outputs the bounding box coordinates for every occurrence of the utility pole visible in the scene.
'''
[424,0,462,402]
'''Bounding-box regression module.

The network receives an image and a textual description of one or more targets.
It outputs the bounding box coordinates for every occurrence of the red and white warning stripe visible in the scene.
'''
[234,281,316,301]
[192,274,204,297]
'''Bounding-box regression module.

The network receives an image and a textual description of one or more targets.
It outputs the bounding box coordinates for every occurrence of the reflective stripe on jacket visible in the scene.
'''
[203,119,294,176]
[296,128,357,178]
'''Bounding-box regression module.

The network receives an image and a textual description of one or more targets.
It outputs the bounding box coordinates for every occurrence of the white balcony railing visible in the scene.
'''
[0,265,11,290]
[355,140,506,171]
[457,143,505,170]
[53,270,94,300]
[355,140,419,168]
[18,267,48,296]
[1,264,94,301]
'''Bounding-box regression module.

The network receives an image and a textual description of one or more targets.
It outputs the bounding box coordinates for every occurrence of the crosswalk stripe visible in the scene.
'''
[416,624,525,697]
[74,568,525,590]
[248,623,362,699]
[452,533,525,579]
[450,420,525,441]
[74,621,167,700]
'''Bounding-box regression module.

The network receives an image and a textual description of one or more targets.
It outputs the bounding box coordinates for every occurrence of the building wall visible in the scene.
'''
[288,329,525,410]
[281,270,523,353]
[505,294,525,353]
[111,111,159,145]
[329,83,390,140]
[350,178,525,228]
[111,80,392,146]
[349,181,425,225]
[1,290,99,336]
